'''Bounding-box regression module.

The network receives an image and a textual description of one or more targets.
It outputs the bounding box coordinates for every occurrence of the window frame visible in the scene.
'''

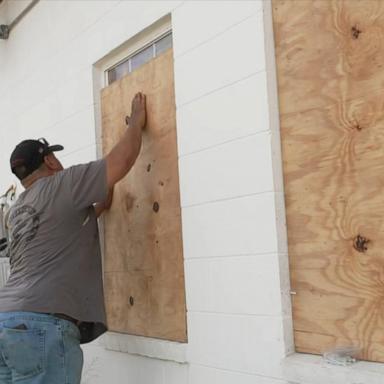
[97,15,172,88]
[106,31,173,85]
[92,14,187,360]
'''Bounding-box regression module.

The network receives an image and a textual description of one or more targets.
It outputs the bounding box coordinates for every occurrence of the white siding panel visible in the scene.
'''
[179,133,274,207]
[182,193,279,259]
[176,72,270,156]
[187,312,285,377]
[189,364,288,384]
[174,13,266,106]
[184,255,284,316]
[172,0,262,57]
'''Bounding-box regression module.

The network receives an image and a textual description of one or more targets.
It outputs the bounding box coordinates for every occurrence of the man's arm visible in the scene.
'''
[105,92,147,189]
[94,187,114,218]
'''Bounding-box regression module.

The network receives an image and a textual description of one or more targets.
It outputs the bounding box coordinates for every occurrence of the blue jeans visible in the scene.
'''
[0,312,83,383]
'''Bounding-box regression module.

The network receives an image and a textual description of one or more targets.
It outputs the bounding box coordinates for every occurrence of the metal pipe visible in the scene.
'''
[0,0,40,40]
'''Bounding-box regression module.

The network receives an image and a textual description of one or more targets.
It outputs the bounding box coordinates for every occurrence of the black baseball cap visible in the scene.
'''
[10,138,64,181]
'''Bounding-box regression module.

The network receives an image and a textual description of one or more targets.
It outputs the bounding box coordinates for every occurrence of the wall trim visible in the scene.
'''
[100,332,188,363]
[283,353,384,384]
[262,0,294,358]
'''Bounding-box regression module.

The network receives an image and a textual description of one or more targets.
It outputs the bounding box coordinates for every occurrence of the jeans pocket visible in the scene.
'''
[63,321,81,343]
[0,325,45,381]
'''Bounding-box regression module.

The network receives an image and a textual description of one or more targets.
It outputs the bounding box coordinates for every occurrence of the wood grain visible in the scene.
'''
[273,0,384,362]
[100,49,187,342]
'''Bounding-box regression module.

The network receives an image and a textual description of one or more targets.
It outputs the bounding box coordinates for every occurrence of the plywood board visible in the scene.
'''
[100,49,187,342]
[272,0,384,362]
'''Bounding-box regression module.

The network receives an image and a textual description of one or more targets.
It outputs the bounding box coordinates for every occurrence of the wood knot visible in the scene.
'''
[353,234,370,253]
[354,123,362,131]
[351,25,362,39]
[153,202,160,213]
[129,296,134,306]
[147,164,151,172]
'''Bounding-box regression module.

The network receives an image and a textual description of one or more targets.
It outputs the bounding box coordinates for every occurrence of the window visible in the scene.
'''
[273,0,384,363]
[99,27,187,342]
[107,32,173,85]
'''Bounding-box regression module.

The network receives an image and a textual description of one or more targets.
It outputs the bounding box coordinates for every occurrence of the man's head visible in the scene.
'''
[10,138,64,184]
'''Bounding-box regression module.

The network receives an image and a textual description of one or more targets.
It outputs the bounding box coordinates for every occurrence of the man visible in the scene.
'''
[0,92,146,384]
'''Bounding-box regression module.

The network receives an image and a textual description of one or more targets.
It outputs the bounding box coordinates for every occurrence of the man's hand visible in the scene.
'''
[126,92,147,130]
[105,92,147,188]
[94,187,114,218]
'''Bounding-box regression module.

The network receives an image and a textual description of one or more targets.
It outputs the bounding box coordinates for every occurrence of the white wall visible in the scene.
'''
[3,1,383,383]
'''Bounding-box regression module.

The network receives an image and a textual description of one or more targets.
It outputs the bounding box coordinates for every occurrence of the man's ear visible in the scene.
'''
[43,154,55,170]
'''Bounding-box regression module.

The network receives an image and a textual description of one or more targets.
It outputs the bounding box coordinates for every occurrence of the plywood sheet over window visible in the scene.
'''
[273,0,384,362]
[100,48,187,342]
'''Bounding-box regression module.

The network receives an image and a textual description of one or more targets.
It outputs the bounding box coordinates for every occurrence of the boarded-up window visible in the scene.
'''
[100,46,187,342]
[273,0,384,362]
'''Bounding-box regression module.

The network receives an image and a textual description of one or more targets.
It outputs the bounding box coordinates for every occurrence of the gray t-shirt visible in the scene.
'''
[0,159,108,343]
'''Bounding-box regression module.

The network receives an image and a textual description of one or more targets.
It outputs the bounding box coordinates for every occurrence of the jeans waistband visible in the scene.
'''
[51,313,81,327]
[0,311,61,324]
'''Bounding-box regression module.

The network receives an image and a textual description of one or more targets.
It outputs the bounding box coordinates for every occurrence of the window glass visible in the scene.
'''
[155,34,172,55]
[108,69,116,84]
[115,61,129,80]
[130,45,154,72]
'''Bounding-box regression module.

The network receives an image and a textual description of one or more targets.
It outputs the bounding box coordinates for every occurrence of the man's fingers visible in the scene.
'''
[130,92,146,115]
[132,93,141,108]
[136,92,145,100]
[139,93,146,108]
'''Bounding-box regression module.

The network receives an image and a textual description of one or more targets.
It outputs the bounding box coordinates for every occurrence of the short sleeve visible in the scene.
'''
[62,159,108,210]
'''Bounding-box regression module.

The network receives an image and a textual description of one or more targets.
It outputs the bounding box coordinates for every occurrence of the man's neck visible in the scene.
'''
[22,170,54,189]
